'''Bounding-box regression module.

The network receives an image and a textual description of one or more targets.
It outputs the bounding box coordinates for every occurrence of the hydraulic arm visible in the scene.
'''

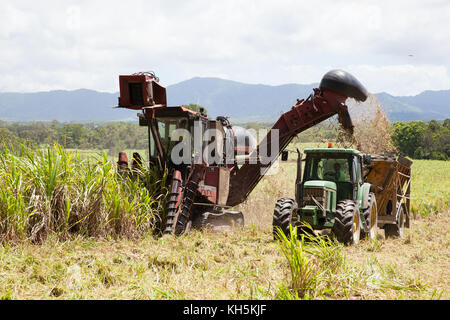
[226,70,368,206]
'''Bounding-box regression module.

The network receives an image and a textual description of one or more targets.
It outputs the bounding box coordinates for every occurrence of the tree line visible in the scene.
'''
[391,119,450,160]
[0,120,148,156]
[1,118,449,160]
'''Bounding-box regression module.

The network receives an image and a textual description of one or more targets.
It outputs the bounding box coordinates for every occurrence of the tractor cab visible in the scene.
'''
[283,147,373,241]
[301,148,365,204]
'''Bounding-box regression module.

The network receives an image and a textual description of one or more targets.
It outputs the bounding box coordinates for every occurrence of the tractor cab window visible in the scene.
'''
[304,155,352,183]
[148,126,157,158]
[353,156,362,183]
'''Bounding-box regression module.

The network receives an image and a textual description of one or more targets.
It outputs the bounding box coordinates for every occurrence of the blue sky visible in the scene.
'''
[1,0,449,96]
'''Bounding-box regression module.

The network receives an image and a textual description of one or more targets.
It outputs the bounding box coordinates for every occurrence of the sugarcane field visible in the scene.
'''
[0,0,448,310]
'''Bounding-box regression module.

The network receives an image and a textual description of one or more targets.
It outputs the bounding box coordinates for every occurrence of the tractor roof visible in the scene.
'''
[304,148,363,156]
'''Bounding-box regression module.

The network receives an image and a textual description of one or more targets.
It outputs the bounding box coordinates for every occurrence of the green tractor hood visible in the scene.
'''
[304,180,337,191]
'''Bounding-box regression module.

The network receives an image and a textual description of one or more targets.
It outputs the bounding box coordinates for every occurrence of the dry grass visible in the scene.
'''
[0,228,284,300]
[236,160,297,229]
[343,212,449,299]
[0,210,447,300]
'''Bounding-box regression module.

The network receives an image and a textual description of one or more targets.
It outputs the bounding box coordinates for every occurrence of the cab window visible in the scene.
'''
[154,117,189,156]
[304,155,352,182]
[353,156,362,183]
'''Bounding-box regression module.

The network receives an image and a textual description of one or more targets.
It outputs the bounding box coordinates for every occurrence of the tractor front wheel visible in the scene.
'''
[332,200,361,245]
[272,198,296,240]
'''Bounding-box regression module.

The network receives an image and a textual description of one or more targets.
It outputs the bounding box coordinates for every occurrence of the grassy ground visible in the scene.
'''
[0,213,447,300]
[0,147,448,300]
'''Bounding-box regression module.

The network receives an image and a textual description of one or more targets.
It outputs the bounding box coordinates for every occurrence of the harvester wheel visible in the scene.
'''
[361,193,378,240]
[384,204,405,239]
[163,170,183,235]
[272,198,296,240]
[164,170,199,236]
[332,200,361,245]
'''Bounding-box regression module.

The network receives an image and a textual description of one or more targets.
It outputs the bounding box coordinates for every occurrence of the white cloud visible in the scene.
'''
[0,0,449,95]
[346,64,450,96]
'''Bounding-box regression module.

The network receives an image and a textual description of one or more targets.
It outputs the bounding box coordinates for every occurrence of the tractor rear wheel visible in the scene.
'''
[361,193,378,240]
[272,198,296,240]
[384,204,405,238]
[332,200,361,245]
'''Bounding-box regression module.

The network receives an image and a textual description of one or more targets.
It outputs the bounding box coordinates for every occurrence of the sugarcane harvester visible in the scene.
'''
[115,70,368,235]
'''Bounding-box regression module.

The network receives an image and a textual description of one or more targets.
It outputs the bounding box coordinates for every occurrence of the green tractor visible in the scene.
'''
[273,147,378,245]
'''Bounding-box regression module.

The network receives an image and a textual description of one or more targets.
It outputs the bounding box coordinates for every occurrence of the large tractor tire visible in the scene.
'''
[332,200,361,245]
[272,198,296,240]
[360,193,378,240]
[384,204,405,239]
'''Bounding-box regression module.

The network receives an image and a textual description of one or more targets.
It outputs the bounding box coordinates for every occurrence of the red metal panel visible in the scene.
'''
[204,167,219,186]
[198,167,220,203]
[118,75,167,109]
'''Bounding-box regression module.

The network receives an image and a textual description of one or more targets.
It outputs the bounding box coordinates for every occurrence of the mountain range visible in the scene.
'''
[0,77,448,123]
